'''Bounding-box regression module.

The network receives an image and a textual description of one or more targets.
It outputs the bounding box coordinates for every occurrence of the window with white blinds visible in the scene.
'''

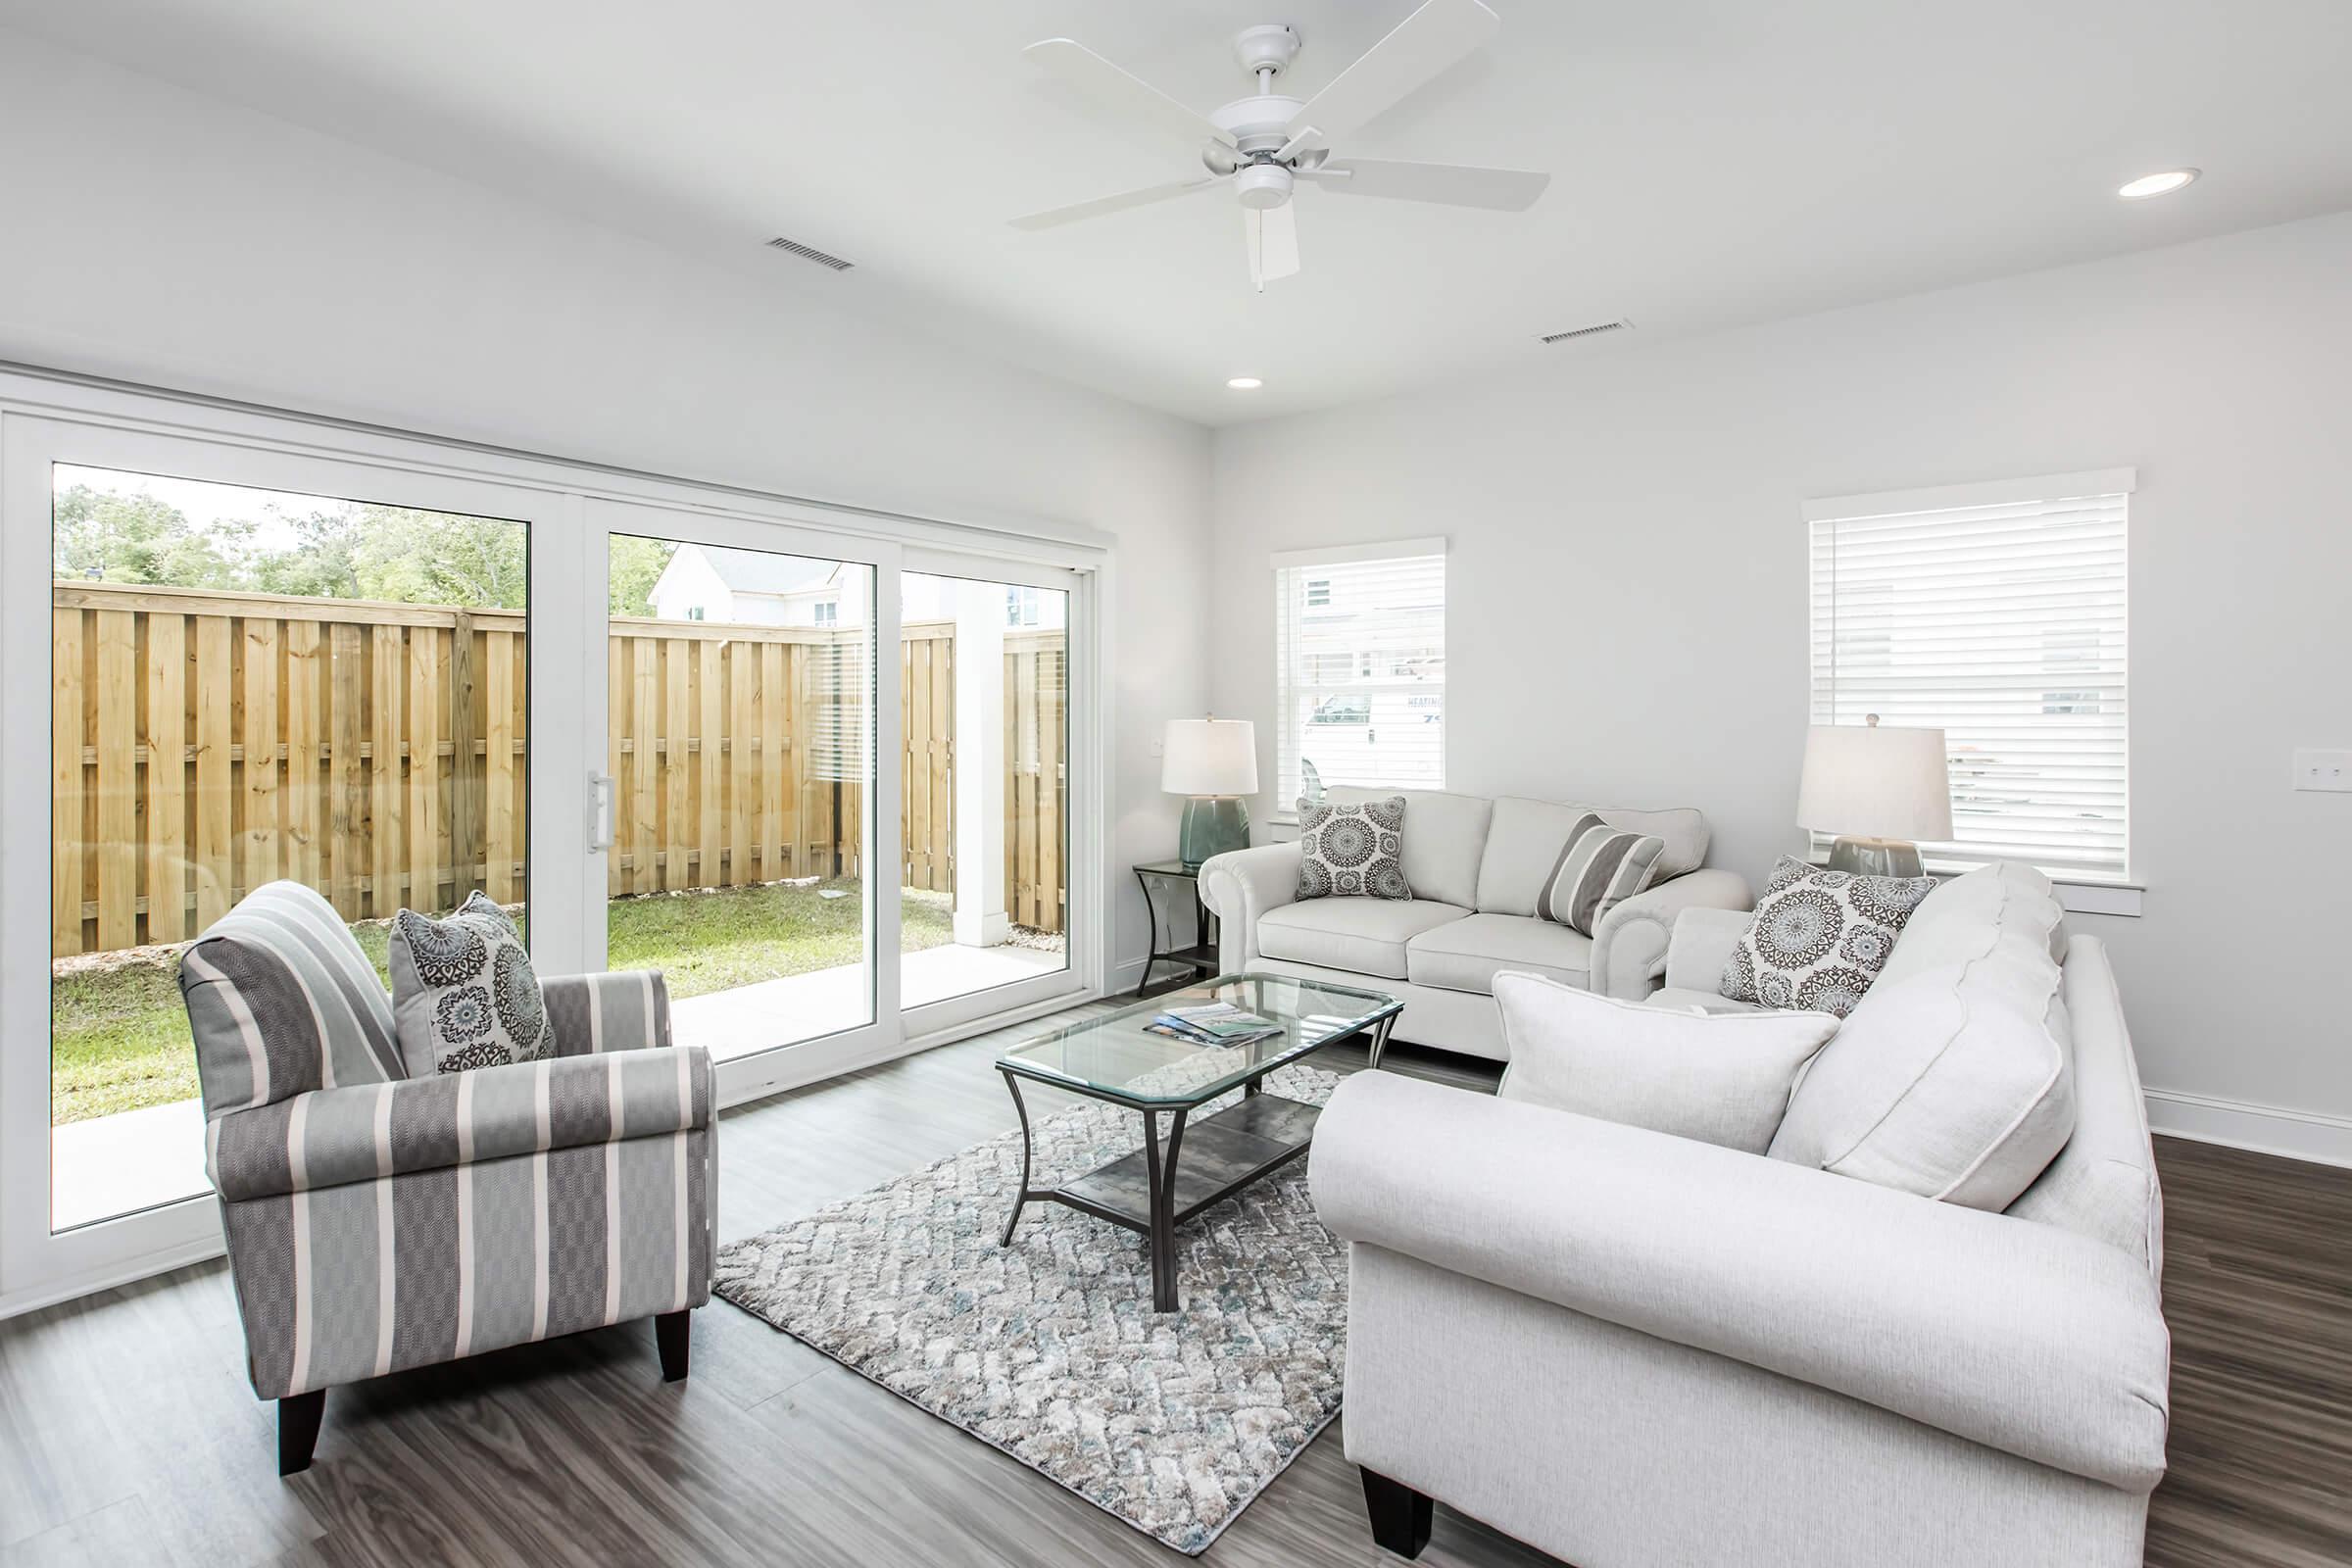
[1807,470,2132,880]
[1273,540,1446,814]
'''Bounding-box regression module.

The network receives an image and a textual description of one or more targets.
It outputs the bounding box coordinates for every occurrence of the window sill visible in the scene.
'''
[1805,852,2143,917]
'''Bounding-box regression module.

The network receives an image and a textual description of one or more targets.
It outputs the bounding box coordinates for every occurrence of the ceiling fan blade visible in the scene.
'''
[1285,0,1498,141]
[1273,124,1326,164]
[1245,205,1302,292]
[1010,176,1224,230]
[1025,38,1237,152]
[1303,159,1548,211]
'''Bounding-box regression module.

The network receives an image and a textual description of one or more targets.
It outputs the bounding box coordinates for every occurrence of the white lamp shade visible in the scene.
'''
[1796,723,1954,841]
[1162,718,1258,797]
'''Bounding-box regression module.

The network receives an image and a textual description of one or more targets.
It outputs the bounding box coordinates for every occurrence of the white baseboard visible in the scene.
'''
[2144,1086,2352,1169]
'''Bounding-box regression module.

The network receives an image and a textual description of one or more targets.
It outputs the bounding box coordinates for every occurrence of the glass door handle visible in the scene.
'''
[589,773,614,850]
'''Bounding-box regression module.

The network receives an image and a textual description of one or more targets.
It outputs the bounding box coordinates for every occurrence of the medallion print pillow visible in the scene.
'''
[1721,856,1934,1018]
[389,890,554,1075]
[1295,795,1410,901]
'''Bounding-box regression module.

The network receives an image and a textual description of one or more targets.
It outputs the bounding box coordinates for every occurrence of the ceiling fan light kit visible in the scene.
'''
[1011,0,1549,291]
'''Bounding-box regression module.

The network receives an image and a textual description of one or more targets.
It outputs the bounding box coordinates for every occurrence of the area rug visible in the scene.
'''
[712,1063,1349,1554]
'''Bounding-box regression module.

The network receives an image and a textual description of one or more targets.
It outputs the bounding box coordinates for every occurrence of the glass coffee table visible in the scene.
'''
[996,972,1402,1312]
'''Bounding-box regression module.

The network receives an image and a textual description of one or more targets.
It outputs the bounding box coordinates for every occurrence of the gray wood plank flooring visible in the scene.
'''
[2,998,2345,1567]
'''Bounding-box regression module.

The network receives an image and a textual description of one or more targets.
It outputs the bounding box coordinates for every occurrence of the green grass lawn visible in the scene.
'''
[50,880,955,1125]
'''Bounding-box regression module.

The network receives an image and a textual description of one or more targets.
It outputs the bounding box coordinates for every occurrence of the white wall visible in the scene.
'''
[0,28,1212,986]
[1214,213,2352,1150]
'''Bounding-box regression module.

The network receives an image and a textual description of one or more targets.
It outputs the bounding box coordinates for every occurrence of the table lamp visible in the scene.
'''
[1796,715,1953,877]
[1163,716,1257,869]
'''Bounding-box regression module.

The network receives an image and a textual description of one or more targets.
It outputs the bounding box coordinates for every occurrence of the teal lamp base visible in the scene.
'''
[1179,797,1250,870]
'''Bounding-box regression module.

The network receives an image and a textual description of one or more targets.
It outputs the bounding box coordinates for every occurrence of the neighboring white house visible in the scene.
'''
[647,544,842,626]
[648,545,1066,632]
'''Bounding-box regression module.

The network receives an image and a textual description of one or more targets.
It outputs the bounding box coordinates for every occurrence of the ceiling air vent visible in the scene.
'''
[763,235,855,271]
[1539,318,1632,345]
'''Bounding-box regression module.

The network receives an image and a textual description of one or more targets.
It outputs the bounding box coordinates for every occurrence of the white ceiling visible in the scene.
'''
[9,0,2351,425]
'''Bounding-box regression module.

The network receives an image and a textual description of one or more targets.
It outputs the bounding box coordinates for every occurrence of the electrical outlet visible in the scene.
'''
[2292,749,2352,792]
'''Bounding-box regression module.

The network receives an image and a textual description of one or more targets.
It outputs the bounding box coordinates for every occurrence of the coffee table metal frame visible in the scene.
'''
[995,976,1400,1313]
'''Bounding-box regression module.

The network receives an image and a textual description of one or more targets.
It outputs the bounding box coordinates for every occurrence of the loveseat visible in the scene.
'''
[1197,787,1750,1059]
[1311,861,2171,1566]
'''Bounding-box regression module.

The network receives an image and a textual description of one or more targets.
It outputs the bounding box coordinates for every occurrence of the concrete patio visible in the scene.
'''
[48,940,1066,1230]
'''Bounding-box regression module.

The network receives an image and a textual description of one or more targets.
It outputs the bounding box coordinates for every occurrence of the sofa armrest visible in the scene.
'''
[542,969,673,1055]
[1309,1072,2170,1492]
[208,1046,712,1202]
[1662,906,1757,993]
[1588,868,1751,1000]
[1197,842,1303,971]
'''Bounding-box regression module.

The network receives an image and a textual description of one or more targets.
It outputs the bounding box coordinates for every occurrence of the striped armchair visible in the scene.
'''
[179,882,716,1474]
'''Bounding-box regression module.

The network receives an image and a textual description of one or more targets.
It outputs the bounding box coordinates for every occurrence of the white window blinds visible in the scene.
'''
[1273,541,1446,813]
[1808,472,2131,880]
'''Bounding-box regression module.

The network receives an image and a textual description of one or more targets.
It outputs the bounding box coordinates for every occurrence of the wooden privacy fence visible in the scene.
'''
[52,581,1066,957]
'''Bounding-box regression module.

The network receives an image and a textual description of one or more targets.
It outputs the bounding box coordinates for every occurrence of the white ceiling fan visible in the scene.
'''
[1010,0,1547,290]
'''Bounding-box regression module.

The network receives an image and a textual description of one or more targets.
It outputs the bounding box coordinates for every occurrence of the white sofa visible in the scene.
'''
[1310,863,2171,1566]
[1197,788,1751,1060]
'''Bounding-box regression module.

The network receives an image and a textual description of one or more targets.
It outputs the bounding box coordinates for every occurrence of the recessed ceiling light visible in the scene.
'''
[1226,376,1263,390]
[2118,169,2199,200]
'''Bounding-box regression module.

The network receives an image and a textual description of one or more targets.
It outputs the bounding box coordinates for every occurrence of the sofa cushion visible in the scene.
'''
[1257,898,1471,980]
[1768,862,2076,1210]
[1406,912,1592,995]
[1296,795,1410,900]
[1495,974,1841,1154]
[1475,798,1592,915]
[2005,935,2162,1271]
[1721,858,1935,1017]
[1566,802,1711,880]
[1542,820,1666,936]
[1327,786,1491,909]
[1476,797,1711,914]
[390,892,555,1077]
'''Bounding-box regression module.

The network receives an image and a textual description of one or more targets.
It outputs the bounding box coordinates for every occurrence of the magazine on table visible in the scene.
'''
[1146,1001,1284,1049]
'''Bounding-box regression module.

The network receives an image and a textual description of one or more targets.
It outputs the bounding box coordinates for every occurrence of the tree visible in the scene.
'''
[609,534,677,616]
[52,485,249,587]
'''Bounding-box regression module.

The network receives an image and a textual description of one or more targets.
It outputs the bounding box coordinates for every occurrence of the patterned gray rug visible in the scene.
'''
[712,1063,1348,1555]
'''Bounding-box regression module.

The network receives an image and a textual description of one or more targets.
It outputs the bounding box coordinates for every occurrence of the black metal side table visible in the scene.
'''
[1134,859,1220,998]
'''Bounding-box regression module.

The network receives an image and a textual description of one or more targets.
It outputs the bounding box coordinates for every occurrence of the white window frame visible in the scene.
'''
[1271,537,1446,822]
[1804,468,2135,901]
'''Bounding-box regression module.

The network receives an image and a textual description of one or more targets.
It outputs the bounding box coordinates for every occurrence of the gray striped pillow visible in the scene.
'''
[1538,815,1667,936]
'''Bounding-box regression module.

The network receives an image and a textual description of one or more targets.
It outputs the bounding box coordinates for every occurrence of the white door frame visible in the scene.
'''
[581,496,905,1106]
[894,545,1097,1038]
[0,365,1117,1315]
[0,412,574,1315]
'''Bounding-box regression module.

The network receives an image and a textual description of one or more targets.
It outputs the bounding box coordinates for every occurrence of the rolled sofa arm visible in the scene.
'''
[209,1045,713,1202]
[1197,842,1303,971]
[1309,1072,2171,1492]
[1663,906,1757,993]
[1589,867,1752,1000]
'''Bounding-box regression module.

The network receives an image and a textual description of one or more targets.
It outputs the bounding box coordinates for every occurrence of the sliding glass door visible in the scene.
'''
[1,393,1100,1312]
[896,559,1079,1024]
[597,514,882,1065]
[0,416,567,1308]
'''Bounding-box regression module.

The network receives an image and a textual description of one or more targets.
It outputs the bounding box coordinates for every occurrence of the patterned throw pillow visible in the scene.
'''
[1538,812,1668,936]
[1721,857,1935,1018]
[389,891,553,1076]
[1295,795,1410,901]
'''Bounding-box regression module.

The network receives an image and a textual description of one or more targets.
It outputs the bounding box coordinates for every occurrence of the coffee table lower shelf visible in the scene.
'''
[998,1090,1322,1312]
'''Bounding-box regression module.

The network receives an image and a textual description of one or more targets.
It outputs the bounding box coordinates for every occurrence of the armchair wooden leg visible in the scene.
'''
[1360,1467,1434,1559]
[279,1390,326,1476]
[656,1308,692,1382]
